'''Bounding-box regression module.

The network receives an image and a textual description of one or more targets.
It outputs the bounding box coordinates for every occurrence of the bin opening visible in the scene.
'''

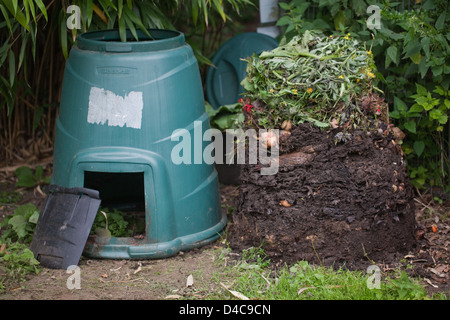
[84,171,146,238]
[82,29,180,42]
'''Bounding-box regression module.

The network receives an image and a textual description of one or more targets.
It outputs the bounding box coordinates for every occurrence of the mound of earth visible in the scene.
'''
[228,123,417,270]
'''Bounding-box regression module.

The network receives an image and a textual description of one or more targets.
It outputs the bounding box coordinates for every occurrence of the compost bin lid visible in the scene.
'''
[76,29,185,53]
[206,32,278,109]
[30,185,101,269]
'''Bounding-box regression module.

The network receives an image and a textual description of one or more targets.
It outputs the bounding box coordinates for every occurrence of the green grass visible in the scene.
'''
[0,190,22,205]
[209,246,443,300]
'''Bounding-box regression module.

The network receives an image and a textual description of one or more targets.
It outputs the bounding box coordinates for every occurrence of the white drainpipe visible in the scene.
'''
[257,0,281,38]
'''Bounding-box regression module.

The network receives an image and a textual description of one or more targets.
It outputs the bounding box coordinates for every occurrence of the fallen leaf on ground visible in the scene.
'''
[220,282,249,300]
[134,262,142,274]
[279,200,291,207]
[435,265,450,273]
[186,274,194,287]
[330,118,339,129]
[424,278,438,288]
[298,286,315,294]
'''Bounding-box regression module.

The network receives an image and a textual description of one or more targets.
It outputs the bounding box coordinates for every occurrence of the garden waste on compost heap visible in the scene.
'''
[228,31,417,269]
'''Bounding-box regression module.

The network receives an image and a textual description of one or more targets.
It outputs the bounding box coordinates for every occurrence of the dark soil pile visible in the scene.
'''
[228,124,417,270]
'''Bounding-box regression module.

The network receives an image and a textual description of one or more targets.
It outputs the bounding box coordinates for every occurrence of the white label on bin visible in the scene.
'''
[87,87,143,129]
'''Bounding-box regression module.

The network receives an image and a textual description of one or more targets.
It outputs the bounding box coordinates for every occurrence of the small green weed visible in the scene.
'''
[91,208,130,237]
[91,207,145,237]
[239,245,271,269]
[206,102,244,131]
[0,203,40,244]
[0,241,40,288]
[384,271,428,300]
[0,190,22,204]
[0,204,42,292]
[14,165,50,188]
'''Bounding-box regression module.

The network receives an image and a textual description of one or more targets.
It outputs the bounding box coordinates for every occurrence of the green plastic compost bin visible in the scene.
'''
[206,32,278,109]
[52,29,226,259]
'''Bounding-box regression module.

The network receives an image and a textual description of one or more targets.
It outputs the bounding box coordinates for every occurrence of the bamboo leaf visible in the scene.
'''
[87,0,94,28]
[92,3,108,24]
[123,9,137,41]
[107,10,117,29]
[27,0,37,23]
[33,106,44,132]
[60,11,68,59]
[8,50,15,86]
[137,1,174,30]
[3,0,30,31]
[99,0,117,12]
[29,21,36,60]
[11,0,18,15]
[123,6,150,38]
[23,0,31,24]
[0,39,11,68]
[18,32,29,70]
[0,4,13,33]
[118,0,123,19]
[34,0,47,20]
[118,13,126,42]
[200,0,208,26]
[191,0,199,25]
[0,75,14,115]
[212,0,227,22]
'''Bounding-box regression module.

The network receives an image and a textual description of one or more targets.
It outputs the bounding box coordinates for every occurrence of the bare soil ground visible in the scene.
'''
[0,171,449,300]
[0,176,239,300]
[1,245,227,300]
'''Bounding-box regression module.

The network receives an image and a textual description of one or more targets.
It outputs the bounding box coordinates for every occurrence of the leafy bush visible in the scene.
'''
[275,0,449,189]
[390,84,449,188]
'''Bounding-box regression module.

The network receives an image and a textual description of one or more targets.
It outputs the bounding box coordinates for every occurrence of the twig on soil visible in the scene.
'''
[362,243,376,265]
[414,198,436,214]
[310,238,323,266]
[109,266,122,272]
[0,156,53,173]
[98,277,149,284]
[259,272,271,286]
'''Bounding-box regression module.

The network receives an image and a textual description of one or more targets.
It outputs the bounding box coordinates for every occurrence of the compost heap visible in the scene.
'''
[228,31,417,269]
